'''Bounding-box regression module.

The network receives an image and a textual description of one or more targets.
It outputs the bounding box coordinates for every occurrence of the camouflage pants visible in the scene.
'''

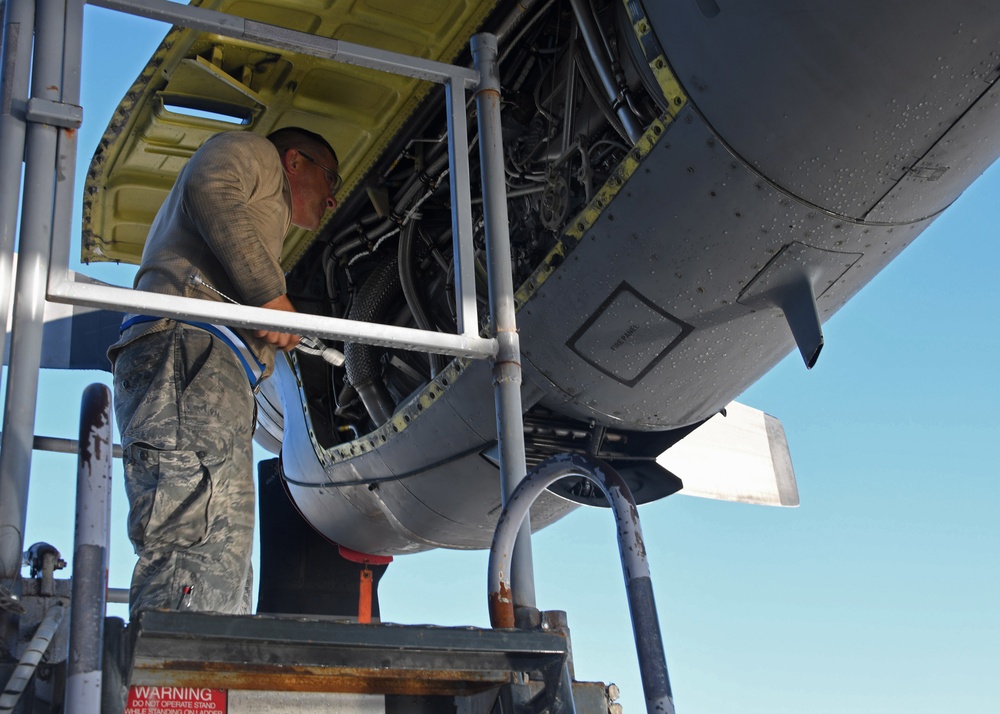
[112,323,255,618]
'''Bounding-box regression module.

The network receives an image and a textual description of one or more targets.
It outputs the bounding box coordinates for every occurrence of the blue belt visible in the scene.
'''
[120,315,266,390]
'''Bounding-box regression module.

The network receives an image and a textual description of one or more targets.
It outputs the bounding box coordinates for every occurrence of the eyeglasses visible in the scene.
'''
[298,150,343,195]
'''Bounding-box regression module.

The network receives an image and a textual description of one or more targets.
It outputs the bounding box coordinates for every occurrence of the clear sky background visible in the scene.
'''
[5,6,998,714]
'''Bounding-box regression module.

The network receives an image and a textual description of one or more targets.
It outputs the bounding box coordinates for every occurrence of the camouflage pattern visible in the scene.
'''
[112,323,256,618]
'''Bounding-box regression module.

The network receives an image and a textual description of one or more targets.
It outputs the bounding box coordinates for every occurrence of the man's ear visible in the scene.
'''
[281,148,301,173]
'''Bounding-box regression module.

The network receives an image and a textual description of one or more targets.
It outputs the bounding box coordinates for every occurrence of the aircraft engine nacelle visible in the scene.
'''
[264,0,1000,554]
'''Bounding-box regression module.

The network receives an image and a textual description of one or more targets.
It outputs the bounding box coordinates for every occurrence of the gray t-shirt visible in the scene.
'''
[111,131,292,377]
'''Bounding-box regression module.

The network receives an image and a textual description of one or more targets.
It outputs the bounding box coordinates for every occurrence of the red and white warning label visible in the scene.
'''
[125,687,228,714]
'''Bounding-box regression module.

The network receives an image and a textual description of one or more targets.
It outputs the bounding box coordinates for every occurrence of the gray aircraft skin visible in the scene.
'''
[86,0,1000,555]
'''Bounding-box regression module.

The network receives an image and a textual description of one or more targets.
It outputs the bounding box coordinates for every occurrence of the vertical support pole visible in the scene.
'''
[66,384,113,714]
[0,0,67,653]
[445,76,479,339]
[50,0,83,272]
[471,33,536,613]
[31,14,88,695]
[0,0,35,369]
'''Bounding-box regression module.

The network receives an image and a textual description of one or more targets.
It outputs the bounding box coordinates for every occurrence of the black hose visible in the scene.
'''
[344,256,401,426]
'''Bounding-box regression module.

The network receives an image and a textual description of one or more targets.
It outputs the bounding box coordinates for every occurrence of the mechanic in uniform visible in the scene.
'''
[109,127,341,617]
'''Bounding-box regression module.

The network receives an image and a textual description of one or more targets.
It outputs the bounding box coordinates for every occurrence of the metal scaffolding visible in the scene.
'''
[0,0,535,653]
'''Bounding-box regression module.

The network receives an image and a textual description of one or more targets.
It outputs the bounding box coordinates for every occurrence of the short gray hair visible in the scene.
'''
[267,127,338,164]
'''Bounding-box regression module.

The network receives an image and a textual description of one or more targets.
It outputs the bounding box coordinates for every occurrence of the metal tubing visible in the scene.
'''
[472,33,536,612]
[0,432,123,459]
[0,0,35,371]
[567,0,643,143]
[87,0,479,88]
[487,454,675,714]
[560,30,578,154]
[0,602,65,712]
[66,384,113,713]
[493,0,547,46]
[446,77,479,339]
[0,0,68,653]
[46,275,497,358]
[48,0,83,274]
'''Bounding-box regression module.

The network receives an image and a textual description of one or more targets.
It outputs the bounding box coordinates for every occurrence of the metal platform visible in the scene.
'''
[125,612,570,696]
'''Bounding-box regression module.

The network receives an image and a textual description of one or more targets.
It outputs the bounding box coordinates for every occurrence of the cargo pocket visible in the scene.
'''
[113,332,177,443]
[125,445,213,551]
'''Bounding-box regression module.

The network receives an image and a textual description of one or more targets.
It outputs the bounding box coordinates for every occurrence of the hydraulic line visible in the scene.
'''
[0,603,65,712]
[568,0,644,143]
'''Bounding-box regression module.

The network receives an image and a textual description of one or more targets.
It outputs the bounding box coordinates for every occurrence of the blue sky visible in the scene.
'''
[7,5,999,713]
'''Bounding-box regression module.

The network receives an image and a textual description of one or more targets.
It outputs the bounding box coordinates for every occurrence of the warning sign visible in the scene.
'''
[125,686,228,714]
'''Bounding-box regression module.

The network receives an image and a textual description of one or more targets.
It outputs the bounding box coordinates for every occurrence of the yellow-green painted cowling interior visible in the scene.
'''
[82,0,499,268]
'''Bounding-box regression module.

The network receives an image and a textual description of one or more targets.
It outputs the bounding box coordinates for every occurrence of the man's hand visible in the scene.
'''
[256,294,301,351]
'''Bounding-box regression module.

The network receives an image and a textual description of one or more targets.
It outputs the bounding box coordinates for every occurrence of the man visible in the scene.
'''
[109,127,340,617]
